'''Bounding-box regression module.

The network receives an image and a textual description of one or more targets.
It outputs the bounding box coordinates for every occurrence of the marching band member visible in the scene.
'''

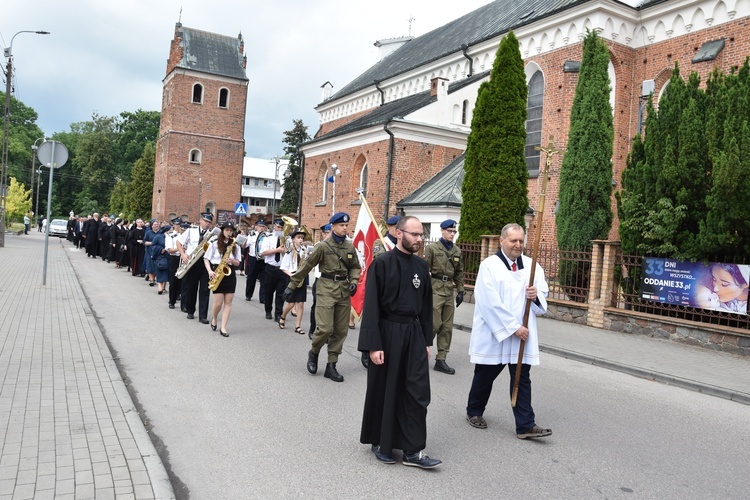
[280,229,308,334]
[165,218,185,309]
[204,221,242,337]
[177,212,214,323]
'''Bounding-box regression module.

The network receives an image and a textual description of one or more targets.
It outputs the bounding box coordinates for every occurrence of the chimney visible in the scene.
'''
[430,77,449,98]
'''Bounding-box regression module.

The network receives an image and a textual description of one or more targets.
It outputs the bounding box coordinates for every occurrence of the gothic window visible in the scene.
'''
[219,88,229,108]
[192,83,203,104]
[189,149,202,164]
[319,166,329,204]
[462,99,470,125]
[525,71,544,178]
[359,163,368,197]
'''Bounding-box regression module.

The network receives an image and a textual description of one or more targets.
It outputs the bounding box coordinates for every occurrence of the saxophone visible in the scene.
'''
[176,227,220,279]
[208,234,247,291]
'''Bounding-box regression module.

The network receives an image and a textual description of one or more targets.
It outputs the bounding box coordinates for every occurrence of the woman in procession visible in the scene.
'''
[279,228,309,334]
[150,222,172,295]
[204,221,242,337]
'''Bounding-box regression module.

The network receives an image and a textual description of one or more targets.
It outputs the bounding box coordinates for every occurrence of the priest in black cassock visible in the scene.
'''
[358,216,442,469]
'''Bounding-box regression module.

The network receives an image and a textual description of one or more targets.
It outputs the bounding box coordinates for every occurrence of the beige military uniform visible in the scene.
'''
[289,238,361,362]
[424,240,464,361]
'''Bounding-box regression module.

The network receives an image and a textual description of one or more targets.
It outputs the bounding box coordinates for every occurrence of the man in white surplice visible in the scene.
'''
[466,223,552,439]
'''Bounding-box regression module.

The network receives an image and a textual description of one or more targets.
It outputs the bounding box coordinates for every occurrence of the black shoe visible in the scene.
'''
[245,297,252,301]
[307,350,319,374]
[324,362,344,382]
[434,360,456,375]
[371,445,395,464]
[168,304,175,309]
[265,312,273,320]
[361,352,370,369]
[402,451,442,469]
[187,313,194,320]
[181,307,187,313]
[199,318,209,325]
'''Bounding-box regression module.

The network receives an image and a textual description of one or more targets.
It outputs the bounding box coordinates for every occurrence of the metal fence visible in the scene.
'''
[526,246,593,302]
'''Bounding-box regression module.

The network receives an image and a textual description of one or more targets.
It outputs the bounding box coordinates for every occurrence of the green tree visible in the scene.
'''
[72,114,119,213]
[4,177,32,223]
[279,119,310,214]
[114,110,160,181]
[460,31,528,241]
[48,128,81,216]
[556,30,613,299]
[109,178,129,217]
[125,142,155,220]
[0,92,45,187]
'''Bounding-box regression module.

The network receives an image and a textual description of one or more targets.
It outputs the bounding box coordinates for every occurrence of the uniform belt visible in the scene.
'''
[432,275,451,282]
[382,313,419,324]
[320,273,349,282]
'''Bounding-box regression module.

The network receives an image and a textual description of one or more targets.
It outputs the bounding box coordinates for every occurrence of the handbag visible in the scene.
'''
[156,255,168,271]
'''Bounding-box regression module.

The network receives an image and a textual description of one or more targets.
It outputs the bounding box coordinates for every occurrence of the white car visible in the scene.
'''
[48,219,68,237]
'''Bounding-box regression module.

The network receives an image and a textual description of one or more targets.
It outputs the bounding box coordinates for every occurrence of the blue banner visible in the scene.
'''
[640,258,749,315]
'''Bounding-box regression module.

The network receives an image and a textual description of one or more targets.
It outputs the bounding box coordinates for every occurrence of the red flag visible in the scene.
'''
[350,198,383,317]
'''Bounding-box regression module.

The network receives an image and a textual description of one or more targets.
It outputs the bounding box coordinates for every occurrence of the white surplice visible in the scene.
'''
[469,253,549,366]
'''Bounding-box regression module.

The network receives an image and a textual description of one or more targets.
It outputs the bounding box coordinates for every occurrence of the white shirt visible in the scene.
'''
[468,252,548,366]
[280,247,305,275]
[245,231,259,257]
[259,232,282,267]
[165,231,180,256]
[204,239,241,265]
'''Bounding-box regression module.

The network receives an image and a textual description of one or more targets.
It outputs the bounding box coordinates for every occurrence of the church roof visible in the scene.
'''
[175,26,248,81]
[398,153,465,208]
[309,70,489,144]
[325,0,590,103]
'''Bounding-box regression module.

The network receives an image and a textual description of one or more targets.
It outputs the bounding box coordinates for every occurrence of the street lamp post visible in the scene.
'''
[1,29,50,247]
[271,156,281,223]
[34,168,41,217]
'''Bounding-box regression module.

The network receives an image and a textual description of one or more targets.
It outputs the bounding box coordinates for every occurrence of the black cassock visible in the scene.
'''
[358,248,433,454]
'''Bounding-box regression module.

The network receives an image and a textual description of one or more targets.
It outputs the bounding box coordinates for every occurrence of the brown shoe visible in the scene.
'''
[466,414,487,429]
[517,425,552,439]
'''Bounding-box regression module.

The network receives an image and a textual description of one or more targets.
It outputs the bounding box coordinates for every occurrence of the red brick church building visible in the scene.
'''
[299,0,750,244]
[151,23,248,222]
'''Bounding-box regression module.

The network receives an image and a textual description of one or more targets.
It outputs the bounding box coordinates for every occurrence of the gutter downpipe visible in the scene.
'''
[297,152,306,225]
[374,79,385,105]
[383,120,395,219]
[461,43,473,77]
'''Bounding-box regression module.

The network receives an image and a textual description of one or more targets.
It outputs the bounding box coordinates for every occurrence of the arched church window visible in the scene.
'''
[359,163,368,197]
[192,83,203,104]
[525,71,544,178]
[219,88,229,108]
[189,149,202,164]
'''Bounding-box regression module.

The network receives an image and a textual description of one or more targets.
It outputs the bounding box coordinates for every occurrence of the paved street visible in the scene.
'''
[2,231,750,499]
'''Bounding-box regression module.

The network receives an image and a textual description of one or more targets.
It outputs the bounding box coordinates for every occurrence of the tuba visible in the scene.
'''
[176,227,220,279]
[208,234,247,291]
[281,216,298,252]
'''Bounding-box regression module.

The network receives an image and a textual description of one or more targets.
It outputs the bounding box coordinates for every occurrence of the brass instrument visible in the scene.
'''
[281,216,299,252]
[176,227,220,279]
[208,234,247,291]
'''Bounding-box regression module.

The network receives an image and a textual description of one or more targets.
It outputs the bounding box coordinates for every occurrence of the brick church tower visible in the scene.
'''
[152,23,248,222]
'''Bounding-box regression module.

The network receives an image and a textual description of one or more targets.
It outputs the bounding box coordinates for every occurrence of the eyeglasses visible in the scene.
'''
[444,229,457,234]
[401,230,424,239]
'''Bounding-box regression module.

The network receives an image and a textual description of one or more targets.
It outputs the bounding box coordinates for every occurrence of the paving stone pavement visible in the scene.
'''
[0,232,173,500]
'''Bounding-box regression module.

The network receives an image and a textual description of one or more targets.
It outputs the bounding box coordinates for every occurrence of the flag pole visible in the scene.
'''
[350,192,388,321]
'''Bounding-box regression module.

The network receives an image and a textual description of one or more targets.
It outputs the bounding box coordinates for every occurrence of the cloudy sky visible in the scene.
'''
[4,0,491,159]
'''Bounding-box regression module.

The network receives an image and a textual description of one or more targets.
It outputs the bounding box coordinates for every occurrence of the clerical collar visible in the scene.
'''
[440,237,453,250]
[496,249,524,271]
[386,233,397,245]
[331,232,346,244]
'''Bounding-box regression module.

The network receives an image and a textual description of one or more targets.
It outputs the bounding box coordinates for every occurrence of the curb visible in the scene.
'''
[454,322,750,407]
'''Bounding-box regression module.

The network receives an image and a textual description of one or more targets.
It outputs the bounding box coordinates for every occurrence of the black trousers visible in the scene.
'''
[309,280,318,334]
[245,258,266,301]
[264,265,287,319]
[466,363,535,434]
[183,262,209,320]
[168,256,182,306]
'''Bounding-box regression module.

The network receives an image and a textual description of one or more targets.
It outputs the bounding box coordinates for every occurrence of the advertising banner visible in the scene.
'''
[640,258,749,315]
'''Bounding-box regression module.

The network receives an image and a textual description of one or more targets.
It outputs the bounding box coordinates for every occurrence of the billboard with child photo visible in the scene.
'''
[640,258,749,315]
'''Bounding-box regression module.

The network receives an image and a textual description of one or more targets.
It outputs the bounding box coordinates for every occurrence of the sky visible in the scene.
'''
[3,0,492,159]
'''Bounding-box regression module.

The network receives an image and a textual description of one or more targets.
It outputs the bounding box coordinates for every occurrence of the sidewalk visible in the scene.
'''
[0,232,173,499]
[453,296,750,405]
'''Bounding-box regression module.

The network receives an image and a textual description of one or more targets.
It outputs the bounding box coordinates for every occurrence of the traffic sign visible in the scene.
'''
[235,203,248,215]
[36,140,69,168]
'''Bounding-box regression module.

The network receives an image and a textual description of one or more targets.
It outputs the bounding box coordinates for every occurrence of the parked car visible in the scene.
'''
[48,219,68,237]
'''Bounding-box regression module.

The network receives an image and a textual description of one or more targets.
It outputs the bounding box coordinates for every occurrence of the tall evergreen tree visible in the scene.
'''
[460,31,528,241]
[125,143,155,220]
[278,119,310,215]
[556,30,613,298]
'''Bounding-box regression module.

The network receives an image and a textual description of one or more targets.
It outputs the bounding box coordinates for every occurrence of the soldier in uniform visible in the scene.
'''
[424,219,465,374]
[284,213,361,382]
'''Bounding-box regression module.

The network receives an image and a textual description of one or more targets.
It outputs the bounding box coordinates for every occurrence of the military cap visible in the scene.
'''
[256,220,267,226]
[329,212,350,224]
[273,219,284,227]
[320,224,332,232]
[180,222,191,229]
[220,221,235,230]
[386,215,401,226]
[170,217,182,225]
[440,219,458,229]
[200,212,214,222]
